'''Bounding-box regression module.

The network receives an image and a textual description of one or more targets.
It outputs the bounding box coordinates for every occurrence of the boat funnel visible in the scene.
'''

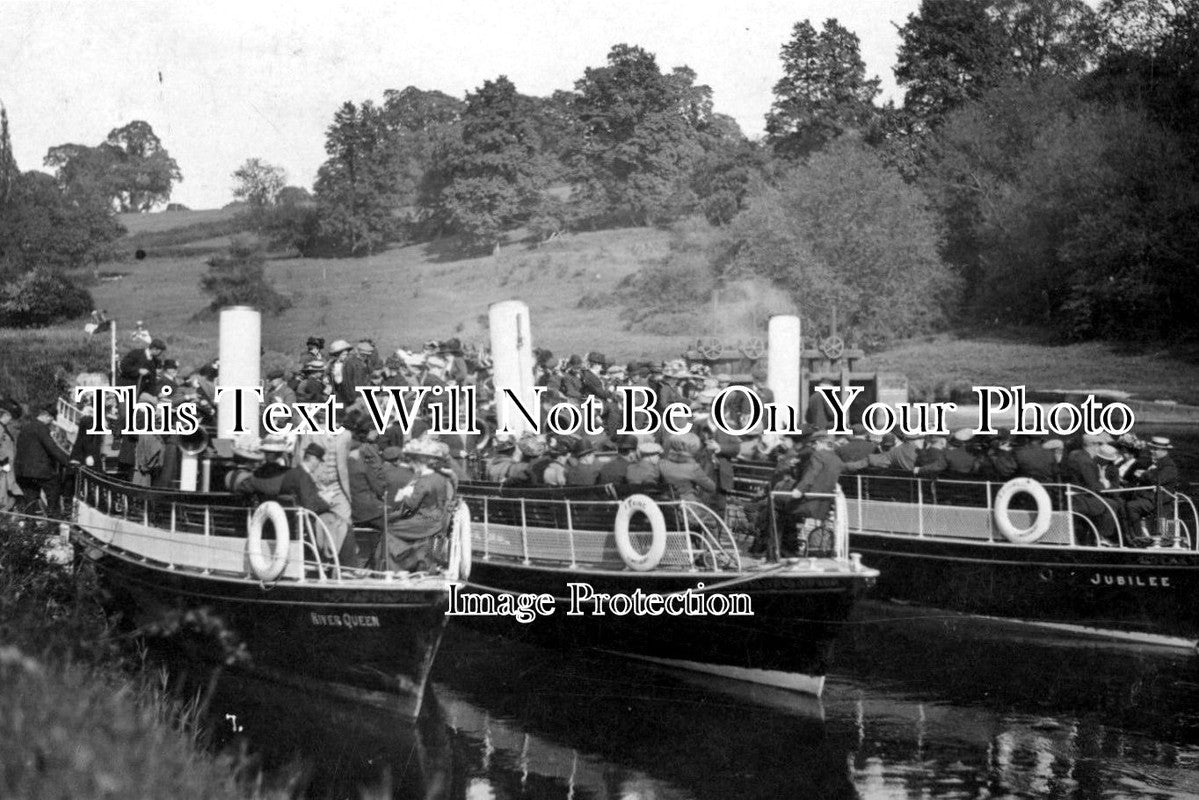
[489,300,536,435]
[217,306,261,440]
[768,315,802,413]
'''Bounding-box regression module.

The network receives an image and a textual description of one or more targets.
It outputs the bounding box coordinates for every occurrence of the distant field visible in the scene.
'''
[88,226,687,370]
[20,209,1199,408]
[116,207,241,236]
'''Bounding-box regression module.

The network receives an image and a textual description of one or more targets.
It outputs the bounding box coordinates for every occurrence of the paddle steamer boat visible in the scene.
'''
[732,464,1199,647]
[71,462,467,718]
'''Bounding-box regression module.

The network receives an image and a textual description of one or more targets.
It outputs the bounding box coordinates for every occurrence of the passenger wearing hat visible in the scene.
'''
[326,339,354,406]
[265,366,296,407]
[375,437,456,572]
[560,355,584,402]
[598,435,638,485]
[239,435,329,517]
[118,337,166,396]
[1126,436,1181,541]
[983,431,1018,480]
[565,443,602,486]
[295,359,329,404]
[627,441,663,486]
[541,443,573,487]
[304,336,325,362]
[659,432,716,503]
[945,429,980,475]
[14,404,72,515]
[380,445,414,498]
[860,430,924,472]
[804,379,837,430]
[913,434,949,477]
[1064,433,1125,545]
[772,429,842,558]
[581,352,613,402]
[347,420,388,532]
[296,411,359,567]
[486,437,527,484]
[837,423,877,463]
[226,435,265,491]
[154,358,182,399]
[1013,433,1056,482]
[440,338,469,384]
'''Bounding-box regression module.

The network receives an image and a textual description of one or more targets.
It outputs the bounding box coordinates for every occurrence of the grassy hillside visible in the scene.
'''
[5,208,1196,407]
[89,227,688,369]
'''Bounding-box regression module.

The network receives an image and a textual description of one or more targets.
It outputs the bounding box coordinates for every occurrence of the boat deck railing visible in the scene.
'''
[834,472,1199,550]
[73,469,457,586]
[463,492,749,572]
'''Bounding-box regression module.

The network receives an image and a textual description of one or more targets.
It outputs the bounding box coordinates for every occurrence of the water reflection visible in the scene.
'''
[197,613,1199,799]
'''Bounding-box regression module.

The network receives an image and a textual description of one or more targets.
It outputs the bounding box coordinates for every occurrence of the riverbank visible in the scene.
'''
[0,521,285,799]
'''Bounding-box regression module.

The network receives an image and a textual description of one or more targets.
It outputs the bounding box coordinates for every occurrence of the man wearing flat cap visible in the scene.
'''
[776,429,842,558]
[581,352,613,402]
[118,337,166,397]
[265,367,296,407]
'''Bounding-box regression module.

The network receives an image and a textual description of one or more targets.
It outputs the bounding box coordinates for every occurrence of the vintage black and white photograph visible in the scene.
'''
[2,1,1199,797]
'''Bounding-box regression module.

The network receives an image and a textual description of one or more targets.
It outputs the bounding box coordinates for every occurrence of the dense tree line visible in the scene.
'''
[285,3,1195,344]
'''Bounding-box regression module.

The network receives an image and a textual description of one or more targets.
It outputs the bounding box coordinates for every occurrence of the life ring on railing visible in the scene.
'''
[248,501,290,581]
[994,478,1053,544]
[614,494,667,571]
[452,501,472,580]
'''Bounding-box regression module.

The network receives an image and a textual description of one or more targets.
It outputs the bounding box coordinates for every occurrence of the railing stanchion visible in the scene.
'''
[520,498,531,566]
[482,497,490,559]
[565,499,578,569]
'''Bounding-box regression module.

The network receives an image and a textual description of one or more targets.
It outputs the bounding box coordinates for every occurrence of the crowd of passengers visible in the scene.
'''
[1,334,1184,568]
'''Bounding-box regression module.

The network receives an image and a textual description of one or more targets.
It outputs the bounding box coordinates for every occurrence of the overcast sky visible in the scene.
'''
[1,0,919,209]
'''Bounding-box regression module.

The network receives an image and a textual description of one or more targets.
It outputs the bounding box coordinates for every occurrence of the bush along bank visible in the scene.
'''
[0,520,287,799]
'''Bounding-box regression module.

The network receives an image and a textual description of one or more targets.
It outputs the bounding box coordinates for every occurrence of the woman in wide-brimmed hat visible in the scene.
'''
[374,437,455,572]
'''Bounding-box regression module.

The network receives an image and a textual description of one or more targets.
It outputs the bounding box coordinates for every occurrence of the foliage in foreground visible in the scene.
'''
[0,523,286,799]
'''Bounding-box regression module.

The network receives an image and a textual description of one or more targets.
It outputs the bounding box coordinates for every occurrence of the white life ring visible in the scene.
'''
[994,478,1053,544]
[614,494,667,571]
[452,501,472,580]
[248,501,290,580]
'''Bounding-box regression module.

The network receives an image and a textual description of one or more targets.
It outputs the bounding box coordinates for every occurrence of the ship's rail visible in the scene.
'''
[460,484,857,571]
[461,491,750,572]
[734,463,1198,550]
[73,469,459,585]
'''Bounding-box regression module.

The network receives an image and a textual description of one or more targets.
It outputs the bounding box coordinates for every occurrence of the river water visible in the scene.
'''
[191,427,1199,799]
[200,614,1199,800]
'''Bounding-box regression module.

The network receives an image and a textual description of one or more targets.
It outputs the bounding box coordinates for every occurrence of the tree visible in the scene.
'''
[199,236,291,315]
[765,19,881,158]
[380,86,465,218]
[992,0,1102,77]
[43,120,181,211]
[314,101,401,256]
[433,76,549,252]
[232,158,286,208]
[0,105,16,205]
[718,139,954,347]
[567,44,711,226]
[895,0,1010,128]
[0,170,123,274]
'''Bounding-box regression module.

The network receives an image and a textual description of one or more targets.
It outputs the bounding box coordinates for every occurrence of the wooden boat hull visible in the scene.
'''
[852,532,1199,644]
[460,559,867,695]
[77,531,449,718]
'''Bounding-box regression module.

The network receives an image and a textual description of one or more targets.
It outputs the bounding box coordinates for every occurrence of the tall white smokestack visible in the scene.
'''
[217,306,261,439]
[768,315,801,415]
[489,300,536,435]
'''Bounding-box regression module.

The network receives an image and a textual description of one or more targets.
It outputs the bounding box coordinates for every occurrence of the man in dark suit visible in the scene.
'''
[1014,434,1056,482]
[118,338,166,396]
[1126,436,1181,541]
[1063,435,1123,545]
[15,405,71,516]
[945,430,979,475]
[780,430,843,557]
